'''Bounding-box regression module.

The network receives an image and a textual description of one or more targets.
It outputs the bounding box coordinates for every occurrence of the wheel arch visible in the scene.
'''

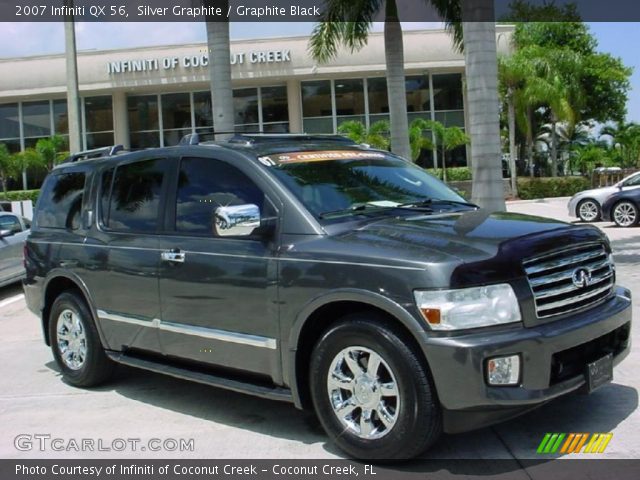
[41,271,104,347]
[287,289,429,410]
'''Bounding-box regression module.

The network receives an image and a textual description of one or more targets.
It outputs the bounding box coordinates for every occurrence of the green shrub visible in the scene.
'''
[425,167,472,181]
[517,177,590,200]
[0,189,40,203]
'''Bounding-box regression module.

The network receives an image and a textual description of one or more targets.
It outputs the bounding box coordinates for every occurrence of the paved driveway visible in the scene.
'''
[0,197,638,464]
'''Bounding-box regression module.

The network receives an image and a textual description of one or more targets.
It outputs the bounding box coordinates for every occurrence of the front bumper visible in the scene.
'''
[419,286,632,433]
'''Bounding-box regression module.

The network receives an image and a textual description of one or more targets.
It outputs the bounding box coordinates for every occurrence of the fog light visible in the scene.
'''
[486,355,520,386]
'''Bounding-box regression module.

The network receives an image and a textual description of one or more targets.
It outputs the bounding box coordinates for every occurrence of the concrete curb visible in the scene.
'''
[507,196,572,205]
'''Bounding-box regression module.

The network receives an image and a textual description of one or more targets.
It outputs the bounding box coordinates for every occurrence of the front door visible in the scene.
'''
[157,155,280,379]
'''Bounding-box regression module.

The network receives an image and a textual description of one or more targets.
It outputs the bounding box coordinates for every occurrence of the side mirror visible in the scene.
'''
[0,229,13,238]
[213,204,261,237]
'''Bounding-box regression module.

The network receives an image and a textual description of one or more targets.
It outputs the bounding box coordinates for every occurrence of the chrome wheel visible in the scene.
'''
[578,200,599,222]
[56,309,87,370]
[327,346,399,440]
[613,202,637,227]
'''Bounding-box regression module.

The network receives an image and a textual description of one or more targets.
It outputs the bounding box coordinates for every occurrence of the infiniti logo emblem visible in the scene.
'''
[572,268,593,288]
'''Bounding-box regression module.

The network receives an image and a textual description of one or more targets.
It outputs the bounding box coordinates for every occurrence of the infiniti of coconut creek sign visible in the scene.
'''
[107,49,291,74]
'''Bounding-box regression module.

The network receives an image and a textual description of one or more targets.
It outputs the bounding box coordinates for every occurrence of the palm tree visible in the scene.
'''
[309,1,457,163]
[600,122,640,168]
[498,53,531,197]
[409,119,469,182]
[0,143,13,194]
[205,2,234,140]
[461,0,505,211]
[35,135,68,171]
[338,120,390,150]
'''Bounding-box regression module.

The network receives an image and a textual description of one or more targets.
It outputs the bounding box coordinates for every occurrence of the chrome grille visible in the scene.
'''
[523,243,614,318]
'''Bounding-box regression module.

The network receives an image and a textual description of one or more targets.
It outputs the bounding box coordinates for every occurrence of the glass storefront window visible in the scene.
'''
[53,99,68,135]
[234,88,259,127]
[128,95,159,133]
[406,75,431,113]
[130,131,160,150]
[302,80,332,118]
[0,103,19,139]
[22,101,51,137]
[162,93,191,146]
[193,91,213,129]
[0,138,20,153]
[85,96,113,133]
[334,79,365,116]
[367,78,388,115]
[261,86,288,124]
[433,74,463,111]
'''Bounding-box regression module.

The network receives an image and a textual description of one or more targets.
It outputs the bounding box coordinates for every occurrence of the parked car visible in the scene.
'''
[568,171,640,222]
[0,212,30,287]
[602,187,640,227]
[24,135,632,460]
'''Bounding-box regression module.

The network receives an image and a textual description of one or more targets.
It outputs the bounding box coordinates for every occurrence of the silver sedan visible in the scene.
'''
[0,212,30,287]
[568,171,640,222]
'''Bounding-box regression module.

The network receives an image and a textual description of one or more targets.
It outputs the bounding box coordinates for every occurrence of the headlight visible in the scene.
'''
[414,284,522,331]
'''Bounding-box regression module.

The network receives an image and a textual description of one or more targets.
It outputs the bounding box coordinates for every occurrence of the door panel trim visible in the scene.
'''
[97,310,277,350]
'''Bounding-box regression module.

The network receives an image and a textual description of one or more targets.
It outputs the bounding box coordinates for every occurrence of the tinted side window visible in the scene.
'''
[176,157,264,235]
[105,158,168,233]
[35,172,85,229]
[0,214,21,233]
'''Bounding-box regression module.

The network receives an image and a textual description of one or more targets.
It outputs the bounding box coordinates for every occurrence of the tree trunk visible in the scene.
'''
[442,149,447,183]
[384,1,411,161]
[527,107,534,177]
[462,2,506,211]
[550,119,558,177]
[206,9,234,141]
[507,90,518,198]
[64,1,82,153]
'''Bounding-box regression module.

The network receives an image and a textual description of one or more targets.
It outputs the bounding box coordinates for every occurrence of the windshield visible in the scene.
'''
[266,153,468,219]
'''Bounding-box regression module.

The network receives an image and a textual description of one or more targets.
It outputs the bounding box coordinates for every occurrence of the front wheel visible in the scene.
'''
[309,313,441,460]
[612,201,639,228]
[577,199,601,222]
[49,292,114,387]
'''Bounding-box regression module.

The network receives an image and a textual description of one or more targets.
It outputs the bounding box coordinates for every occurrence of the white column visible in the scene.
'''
[286,79,302,133]
[112,91,130,149]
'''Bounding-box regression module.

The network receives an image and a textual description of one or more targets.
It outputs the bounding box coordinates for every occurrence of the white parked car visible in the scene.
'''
[568,171,640,222]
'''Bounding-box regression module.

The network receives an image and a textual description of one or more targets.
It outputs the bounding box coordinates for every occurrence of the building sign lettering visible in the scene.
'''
[107,49,291,74]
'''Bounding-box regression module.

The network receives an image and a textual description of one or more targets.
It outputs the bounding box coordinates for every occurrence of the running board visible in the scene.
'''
[106,351,293,403]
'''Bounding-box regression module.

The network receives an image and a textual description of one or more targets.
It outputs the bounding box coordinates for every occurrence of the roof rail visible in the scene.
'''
[227,134,358,145]
[67,145,124,163]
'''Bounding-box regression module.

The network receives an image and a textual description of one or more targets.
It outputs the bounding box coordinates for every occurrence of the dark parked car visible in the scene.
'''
[602,187,640,227]
[0,211,30,287]
[24,135,632,460]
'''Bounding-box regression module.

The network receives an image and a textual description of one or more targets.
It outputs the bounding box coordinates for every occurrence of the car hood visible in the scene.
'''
[295,209,608,286]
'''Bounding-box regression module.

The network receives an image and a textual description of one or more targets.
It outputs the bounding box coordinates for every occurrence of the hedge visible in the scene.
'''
[426,167,472,182]
[517,177,590,200]
[0,189,40,203]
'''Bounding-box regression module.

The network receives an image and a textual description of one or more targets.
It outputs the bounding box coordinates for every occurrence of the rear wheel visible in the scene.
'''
[577,199,601,222]
[612,201,638,228]
[49,292,114,387]
[309,313,441,460]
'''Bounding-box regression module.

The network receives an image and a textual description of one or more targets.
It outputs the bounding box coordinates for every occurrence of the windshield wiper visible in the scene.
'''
[398,198,478,209]
[318,203,384,219]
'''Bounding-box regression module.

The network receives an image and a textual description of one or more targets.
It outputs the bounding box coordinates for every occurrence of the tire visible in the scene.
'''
[612,201,639,228]
[49,291,114,387]
[577,199,601,223]
[309,313,441,460]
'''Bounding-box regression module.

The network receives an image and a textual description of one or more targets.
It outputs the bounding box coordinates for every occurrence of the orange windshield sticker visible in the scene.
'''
[258,150,386,166]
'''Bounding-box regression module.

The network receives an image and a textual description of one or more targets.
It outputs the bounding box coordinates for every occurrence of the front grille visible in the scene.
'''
[523,243,614,318]
[550,322,630,385]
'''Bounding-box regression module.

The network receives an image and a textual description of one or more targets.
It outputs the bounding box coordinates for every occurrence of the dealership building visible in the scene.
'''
[0,26,513,177]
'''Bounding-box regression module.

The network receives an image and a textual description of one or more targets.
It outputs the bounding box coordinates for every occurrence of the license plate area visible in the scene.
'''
[586,353,613,393]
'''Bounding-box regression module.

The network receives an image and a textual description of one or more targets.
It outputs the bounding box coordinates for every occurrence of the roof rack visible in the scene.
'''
[67,145,124,163]
[227,134,357,146]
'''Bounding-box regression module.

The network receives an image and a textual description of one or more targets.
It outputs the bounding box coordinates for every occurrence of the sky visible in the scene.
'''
[0,21,638,123]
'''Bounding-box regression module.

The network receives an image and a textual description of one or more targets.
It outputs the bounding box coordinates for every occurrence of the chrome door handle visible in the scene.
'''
[161,250,185,263]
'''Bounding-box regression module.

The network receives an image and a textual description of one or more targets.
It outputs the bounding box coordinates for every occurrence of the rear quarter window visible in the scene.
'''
[35,172,86,230]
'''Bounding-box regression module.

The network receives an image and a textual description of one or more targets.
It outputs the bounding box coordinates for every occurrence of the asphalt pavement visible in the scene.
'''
[1,197,638,466]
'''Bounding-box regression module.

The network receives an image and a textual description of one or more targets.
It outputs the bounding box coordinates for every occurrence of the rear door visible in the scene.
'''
[83,156,171,354]
[156,154,281,379]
